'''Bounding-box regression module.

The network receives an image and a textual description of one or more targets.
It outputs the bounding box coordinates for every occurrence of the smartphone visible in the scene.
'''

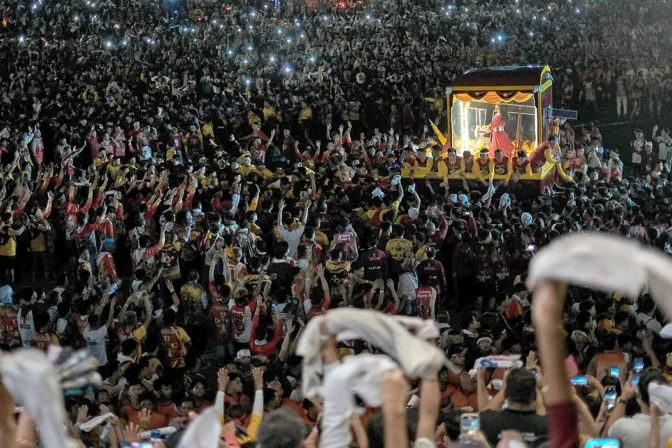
[460,413,479,434]
[634,358,644,373]
[604,385,617,410]
[609,367,620,378]
[526,244,536,252]
[571,376,588,386]
[120,444,154,448]
[150,429,161,441]
[585,438,621,448]
[632,374,640,386]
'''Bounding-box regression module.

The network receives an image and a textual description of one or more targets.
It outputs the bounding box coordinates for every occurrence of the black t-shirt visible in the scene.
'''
[480,408,549,446]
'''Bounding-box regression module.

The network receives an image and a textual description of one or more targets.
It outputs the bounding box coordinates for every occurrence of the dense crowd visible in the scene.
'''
[0,0,672,447]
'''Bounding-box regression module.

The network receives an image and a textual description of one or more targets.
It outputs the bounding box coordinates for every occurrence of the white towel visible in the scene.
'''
[296,309,445,398]
[649,382,672,413]
[0,349,67,448]
[527,233,672,322]
[77,413,115,432]
[177,407,221,448]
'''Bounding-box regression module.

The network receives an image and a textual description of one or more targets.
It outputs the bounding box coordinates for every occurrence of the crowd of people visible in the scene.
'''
[0,0,671,446]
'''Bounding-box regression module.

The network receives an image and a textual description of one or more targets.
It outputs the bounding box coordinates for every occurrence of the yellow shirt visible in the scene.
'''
[249,222,262,236]
[263,106,278,120]
[30,232,47,252]
[416,244,428,262]
[385,238,413,261]
[94,158,108,168]
[0,226,16,257]
[315,230,330,248]
[299,107,313,121]
[107,164,122,177]
[201,122,214,138]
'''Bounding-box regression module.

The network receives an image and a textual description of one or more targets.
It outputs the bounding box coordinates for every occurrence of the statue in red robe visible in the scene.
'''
[486,105,515,157]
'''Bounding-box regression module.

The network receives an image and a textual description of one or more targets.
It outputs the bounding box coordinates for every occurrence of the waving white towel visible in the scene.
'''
[177,407,221,448]
[528,233,672,322]
[296,308,445,398]
[0,349,67,448]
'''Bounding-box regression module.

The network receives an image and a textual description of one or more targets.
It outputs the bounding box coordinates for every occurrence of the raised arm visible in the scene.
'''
[141,294,153,329]
[277,199,285,229]
[302,200,312,226]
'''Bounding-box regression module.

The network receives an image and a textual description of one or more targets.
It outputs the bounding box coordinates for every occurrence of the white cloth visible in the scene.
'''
[296,308,445,398]
[77,413,114,432]
[0,349,68,448]
[528,233,672,321]
[321,355,398,448]
[177,407,222,448]
[649,382,672,413]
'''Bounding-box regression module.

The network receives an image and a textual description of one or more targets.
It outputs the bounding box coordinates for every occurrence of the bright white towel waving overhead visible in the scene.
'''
[177,407,221,448]
[296,308,446,399]
[0,349,67,448]
[528,233,672,322]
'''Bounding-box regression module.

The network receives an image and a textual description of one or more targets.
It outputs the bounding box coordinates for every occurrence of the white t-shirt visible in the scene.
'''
[659,139,671,161]
[18,309,35,347]
[636,312,663,334]
[278,225,306,259]
[84,324,109,366]
[609,413,672,448]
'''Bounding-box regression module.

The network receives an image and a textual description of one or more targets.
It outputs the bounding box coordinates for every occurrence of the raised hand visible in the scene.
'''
[139,408,151,429]
[218,368,229,392]
[252,367,264,391]
[122,422,141,443]
[76,405,90,424]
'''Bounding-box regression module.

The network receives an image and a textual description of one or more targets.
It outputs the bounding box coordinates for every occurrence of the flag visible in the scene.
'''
[429,120,447,146]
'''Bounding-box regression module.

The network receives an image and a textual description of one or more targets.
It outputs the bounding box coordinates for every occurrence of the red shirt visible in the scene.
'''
[156,402,178,420]
[249,314,283,356]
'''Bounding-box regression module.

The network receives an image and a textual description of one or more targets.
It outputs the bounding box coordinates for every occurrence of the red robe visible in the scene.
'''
[488,112,515,157]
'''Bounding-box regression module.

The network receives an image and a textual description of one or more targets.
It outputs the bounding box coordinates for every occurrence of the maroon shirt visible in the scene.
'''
[417,259,447,294]
[359,248,389,281]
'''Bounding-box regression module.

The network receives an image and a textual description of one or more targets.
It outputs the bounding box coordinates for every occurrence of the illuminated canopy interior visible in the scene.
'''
[447,65,552,157]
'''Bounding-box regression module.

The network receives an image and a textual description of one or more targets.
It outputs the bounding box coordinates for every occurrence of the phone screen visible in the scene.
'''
[604,386,617,400]
[585,439,621,448]
[632,374,640,386]
[634,358,644,373]
[460,413,480,433]
[609,367,620,378]
[571,376,588,385]
[604,385,617,410]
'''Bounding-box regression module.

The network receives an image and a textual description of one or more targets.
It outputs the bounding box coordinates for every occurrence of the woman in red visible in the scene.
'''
[487,105,515,157]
